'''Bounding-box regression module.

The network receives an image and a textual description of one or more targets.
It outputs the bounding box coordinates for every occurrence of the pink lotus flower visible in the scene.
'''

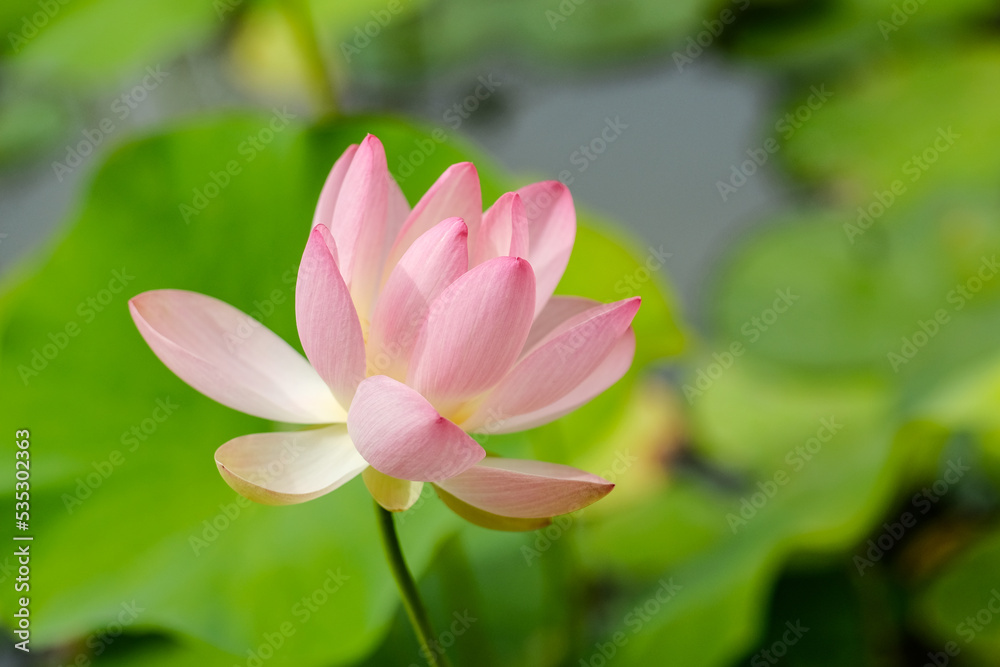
[129,135,639,530]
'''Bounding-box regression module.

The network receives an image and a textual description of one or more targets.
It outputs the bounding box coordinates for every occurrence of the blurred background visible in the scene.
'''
[2,0,1000,665]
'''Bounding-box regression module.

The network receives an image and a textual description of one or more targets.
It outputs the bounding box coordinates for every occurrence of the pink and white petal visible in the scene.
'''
[472,192,529,266]
[464,298,639,428]
[381,175,411,272]
[215,425,367,505]
[328,135,394,317]
[347,376,484,482]
[130,289,342,424]
[516,181,576,316]
[407,257,536,412]
[385,163,482,275]
[296,225,366,408]
[521,295,600,356]
[312,143,359,233]
[435,458,614,519]
[466,328,635,434]
[363,467,424,512]
[434,485,551,532]
[368,217,469,380]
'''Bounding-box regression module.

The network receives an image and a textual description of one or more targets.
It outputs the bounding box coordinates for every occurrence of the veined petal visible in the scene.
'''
[407,257,536,413]
[435,458,614,519]
[472,192,529,266]
[312,143,359,233]
[363,467,424,512]
[521,296,599,356]
[215,425,367,505]
[517,181,576,316]
[464,298,639,427]
[467,328,636,434]
[327,135,397,319]
[296,225,366,409]
[347,376,484,482]
[385,162,482,275]
[368,217,469,380]
[434,486,551,532]
[130,289,343,424]
[383,176,411,273]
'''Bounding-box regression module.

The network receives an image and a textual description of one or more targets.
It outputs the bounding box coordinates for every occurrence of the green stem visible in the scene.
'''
[280,0,338,116]
[375,501,452,667]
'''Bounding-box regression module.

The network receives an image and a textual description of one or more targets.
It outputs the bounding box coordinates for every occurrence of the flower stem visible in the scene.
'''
[374,501,452,667]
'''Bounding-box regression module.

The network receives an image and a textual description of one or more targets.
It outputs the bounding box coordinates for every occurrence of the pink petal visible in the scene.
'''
[407,256,536,413]
[463,298,639,430]
[472,192,529,266]
[323,135,403,319]
[367,217,469,381]
[130,290,342,424]
[517,181,576,316]
[215,425,367,505]
[384,163,482,276]
[296,225,366,409]
[435,458,614,518]
[312,143,359,233]
[383,176,411,274]
[363,467,424,511]
[434,486,551,531]
[521,296,600,356]
[347,376,484,482]
[468,328,636,434]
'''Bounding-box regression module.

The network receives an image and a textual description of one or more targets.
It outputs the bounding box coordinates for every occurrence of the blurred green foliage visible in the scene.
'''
[2,0,1000,665]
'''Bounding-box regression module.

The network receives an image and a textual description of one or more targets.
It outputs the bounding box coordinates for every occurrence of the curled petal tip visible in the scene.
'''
[436,458,615,519]
[214,426,367,506]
